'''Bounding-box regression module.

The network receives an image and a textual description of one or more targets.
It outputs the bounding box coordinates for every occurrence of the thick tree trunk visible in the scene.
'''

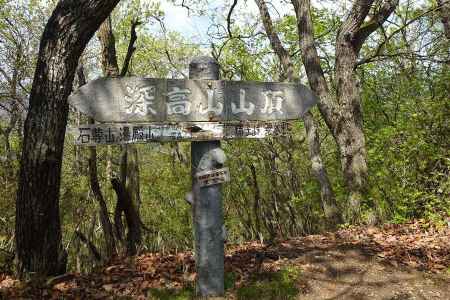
[255,0,341,226]
[15,0,121,277]
[334,42,368,220]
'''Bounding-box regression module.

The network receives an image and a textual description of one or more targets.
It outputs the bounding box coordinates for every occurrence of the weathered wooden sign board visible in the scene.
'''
[68,77,318,123]
[69,121,292,145]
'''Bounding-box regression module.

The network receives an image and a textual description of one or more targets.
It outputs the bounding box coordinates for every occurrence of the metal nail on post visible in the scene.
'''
[189,56,225,297]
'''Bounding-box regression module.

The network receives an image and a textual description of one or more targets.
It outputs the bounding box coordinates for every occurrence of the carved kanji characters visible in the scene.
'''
[167,86,191,115]
[231,89,255,115]
[124,84,156,116]
[261,90,285,114]
[199,89,223,115]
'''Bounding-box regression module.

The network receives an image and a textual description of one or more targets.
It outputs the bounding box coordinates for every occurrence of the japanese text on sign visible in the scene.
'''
[195,168,231,187]
[68,78,318,123]
[69,121,293,146]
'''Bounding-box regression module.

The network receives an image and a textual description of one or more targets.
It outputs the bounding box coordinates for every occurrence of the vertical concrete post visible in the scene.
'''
[189,56,225,297]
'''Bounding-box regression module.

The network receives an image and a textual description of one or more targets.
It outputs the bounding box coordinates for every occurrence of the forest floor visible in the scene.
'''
[1,221,449,299]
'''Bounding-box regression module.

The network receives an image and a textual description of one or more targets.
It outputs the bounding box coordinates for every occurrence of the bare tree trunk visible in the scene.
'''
[111,178,142,256]
[97,16,142,255]
[250,164,263,236]
[255,0,341,227]
[15,0,121,278]
[77,65,117,259]
[0,104,19,175]
[303,113,342,225]
[0,44,22,177]
[126,146,141,210]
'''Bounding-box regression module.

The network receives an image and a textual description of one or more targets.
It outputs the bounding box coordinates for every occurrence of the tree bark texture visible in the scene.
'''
[98,17,120,77]
[293,0,398,222]
[15,0,121,277]
[255,0,341,226]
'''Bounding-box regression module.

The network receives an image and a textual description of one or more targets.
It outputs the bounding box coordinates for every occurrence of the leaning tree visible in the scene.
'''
[16,0,121,277]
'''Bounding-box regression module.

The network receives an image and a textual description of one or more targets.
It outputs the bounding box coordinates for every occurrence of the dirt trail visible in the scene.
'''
[289,244,449,299]
[1,222,449,299]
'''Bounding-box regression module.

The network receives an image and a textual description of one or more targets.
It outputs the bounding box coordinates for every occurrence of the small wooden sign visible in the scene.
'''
[68,77,318,123]
[68,121,292,146]
[195,167,231,187]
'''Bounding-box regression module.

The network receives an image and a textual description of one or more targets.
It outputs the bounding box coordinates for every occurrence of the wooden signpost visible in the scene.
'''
[68,56,318,298]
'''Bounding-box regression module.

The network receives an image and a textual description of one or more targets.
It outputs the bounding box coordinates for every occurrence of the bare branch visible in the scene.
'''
[357,3,447,66]
[255,0,294,81]
[227,0,239,38]
[75,230,102,262]
[358,52,450,65]
[164,49,187,78]
[181,0,191,15]
[120,19,141,77]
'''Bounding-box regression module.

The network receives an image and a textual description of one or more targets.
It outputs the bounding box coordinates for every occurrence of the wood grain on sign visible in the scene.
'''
[68,77,318,123]
[195,168,231,187]
[67,121,293,145]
